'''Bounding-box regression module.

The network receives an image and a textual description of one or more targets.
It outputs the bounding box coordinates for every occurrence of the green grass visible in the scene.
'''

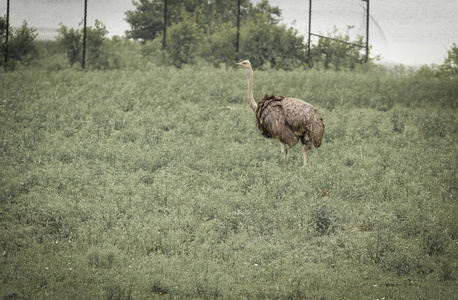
[1,66,457,299]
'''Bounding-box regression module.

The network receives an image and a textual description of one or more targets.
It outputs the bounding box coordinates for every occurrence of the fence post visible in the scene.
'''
[365,0,370,62]
[307,0,312,66]
[4,0,10,71]
[163,0,167,50]
[82,0,87,69]
[236,0,241,62]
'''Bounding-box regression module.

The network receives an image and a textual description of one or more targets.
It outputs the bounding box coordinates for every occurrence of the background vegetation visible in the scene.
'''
[0,18,38,70]
[1,0,457,298]
[0,0,371,71]
[1,61,457,298]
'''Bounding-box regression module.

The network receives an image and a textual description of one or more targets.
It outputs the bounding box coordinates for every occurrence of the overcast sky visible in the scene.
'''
[257,0,458,66]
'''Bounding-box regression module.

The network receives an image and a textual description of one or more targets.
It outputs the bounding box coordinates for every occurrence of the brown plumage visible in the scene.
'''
[237,60,324,167]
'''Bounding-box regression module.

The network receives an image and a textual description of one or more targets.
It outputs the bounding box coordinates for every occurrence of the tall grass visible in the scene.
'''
[0,65,456,299]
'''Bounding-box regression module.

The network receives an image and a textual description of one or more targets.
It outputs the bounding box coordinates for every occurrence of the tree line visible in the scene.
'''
[0,0,457,73]
[123,0,371,69]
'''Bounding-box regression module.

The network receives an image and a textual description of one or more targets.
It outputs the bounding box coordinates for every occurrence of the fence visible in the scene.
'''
[1,0,371,70]
[308,0,369,63]
[1,0,134,69]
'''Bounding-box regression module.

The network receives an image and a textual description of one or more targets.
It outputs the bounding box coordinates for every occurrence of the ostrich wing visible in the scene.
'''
[256,95,298,147]
[282,98,324,148]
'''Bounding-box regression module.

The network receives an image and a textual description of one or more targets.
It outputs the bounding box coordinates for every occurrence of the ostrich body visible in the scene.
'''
[237,60,324,167]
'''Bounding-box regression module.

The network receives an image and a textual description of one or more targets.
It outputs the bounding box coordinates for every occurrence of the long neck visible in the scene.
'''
[245,67,257,112]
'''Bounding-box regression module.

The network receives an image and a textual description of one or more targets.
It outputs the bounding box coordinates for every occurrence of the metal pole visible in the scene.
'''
[307,0,312,66]
[4,0,10,70]
[163,0,167,50]
[236,0,241,61]
[365,0,369,62]
[82,0,87,69]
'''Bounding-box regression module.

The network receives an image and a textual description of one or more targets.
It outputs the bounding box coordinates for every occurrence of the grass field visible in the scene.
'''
[1,65,457,299]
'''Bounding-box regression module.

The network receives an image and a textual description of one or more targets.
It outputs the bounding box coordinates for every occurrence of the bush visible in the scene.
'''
[0,17,38,70]
[56,20,110,69]
[165,11,203,67]
[125,0,307,69]
[439,43,458,76]
[239,15,306,70]
[308,26,371,70]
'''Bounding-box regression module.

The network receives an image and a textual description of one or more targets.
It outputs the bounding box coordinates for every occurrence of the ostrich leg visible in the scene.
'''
[281,143,288,167]
[301,144,308,166]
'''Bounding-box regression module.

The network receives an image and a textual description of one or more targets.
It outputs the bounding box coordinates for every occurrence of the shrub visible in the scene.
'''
[124,0,307,69]
[165,11,203,67]
[0,17,38,70]
[308,26,374,71]
[439,43,458,76]
[56,20,110,69]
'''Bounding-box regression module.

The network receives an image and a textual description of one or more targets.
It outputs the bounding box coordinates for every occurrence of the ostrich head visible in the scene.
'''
[237,60,251,67]
[237,60,253,81]
[237,60,252,71]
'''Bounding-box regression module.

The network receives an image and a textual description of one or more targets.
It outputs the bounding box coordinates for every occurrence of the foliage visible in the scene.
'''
[407,43,458,80]
[165,10,203,67]
[239,15,306,70]
[199,23,237,67]
[308,26,370,70]
[125,0,280,41]
[55,25,81,66]
[55,20,109,69]
[0,65,457,298]
[124,0,166,41]
[0,17,38,70]
[124,0,380,70]
[439,42,458,76]
[125,0,305,69]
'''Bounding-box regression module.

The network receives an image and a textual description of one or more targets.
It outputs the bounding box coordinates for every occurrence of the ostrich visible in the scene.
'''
[237,60,324,167]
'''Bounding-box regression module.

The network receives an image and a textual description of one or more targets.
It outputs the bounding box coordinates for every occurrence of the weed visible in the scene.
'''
[150,279,169,296]
[0,66,456,299]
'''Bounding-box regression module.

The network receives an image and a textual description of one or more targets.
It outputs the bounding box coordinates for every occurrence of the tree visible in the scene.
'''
[85,20,110,68]
[124,0,165,41]
[0,17,38,70]
[125,0,307,69]
[439,43,458,76]
[165,10,203,67]
[308,26,368,70]
[56,25,82,66]
[56,20,109,69]
[125,0,257,41]
[239,15,306,70]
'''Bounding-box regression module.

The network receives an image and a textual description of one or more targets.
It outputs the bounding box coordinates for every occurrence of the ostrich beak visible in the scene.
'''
[236,62,242,66]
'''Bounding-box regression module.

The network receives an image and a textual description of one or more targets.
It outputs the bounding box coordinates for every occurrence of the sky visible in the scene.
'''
[2,0,457,66]
[257,0,458,66]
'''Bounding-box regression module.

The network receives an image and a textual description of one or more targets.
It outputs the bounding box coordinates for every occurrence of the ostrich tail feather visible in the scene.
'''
[308,117,325,148]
